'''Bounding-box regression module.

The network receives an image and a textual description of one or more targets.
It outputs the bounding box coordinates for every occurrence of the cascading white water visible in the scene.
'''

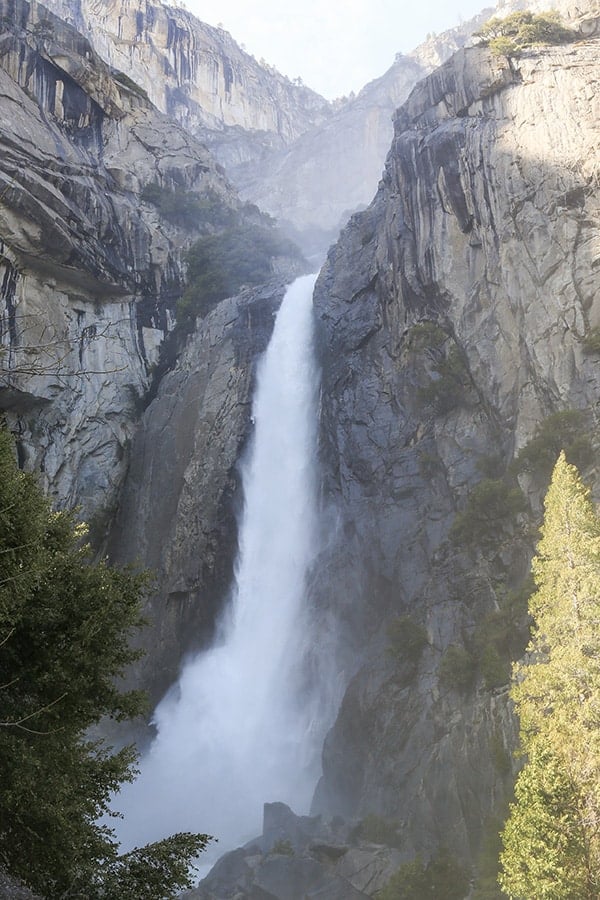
[115,273,323,859]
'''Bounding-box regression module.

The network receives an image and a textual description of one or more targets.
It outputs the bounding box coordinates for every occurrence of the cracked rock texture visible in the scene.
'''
[0,0,260,529]
[188,803,402,900]
[309,32,600,867]
[108,280,291,702]
[40,0,331,140]
[39,0,600,250]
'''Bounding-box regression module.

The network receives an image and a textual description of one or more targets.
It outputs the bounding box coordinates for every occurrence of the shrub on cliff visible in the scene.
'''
[386,615,428,664]
[511,409,593,482]
[449,478,528,547]
[417,345,471,414]
[474,11,576,56]
[378,850,470,899]
[0,428,210,897]
[141,182,234,231]
[178,221,302,325]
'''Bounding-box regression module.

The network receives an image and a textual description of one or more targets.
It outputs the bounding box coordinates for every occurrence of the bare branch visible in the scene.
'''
[0,691,68,733]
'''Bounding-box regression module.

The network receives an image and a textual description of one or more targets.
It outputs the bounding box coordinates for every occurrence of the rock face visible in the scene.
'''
[3,0,600,894]
[0,0,225,525]
[40,0,331,139]
[0,0,300,534]
[40,0,598,255]
[37,0,485,247]
[189,803,402,900]
[309,30,600,868]
[108,280,292,702]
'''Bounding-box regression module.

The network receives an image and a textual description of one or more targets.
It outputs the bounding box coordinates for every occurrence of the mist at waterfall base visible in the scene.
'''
[113,273,327,865]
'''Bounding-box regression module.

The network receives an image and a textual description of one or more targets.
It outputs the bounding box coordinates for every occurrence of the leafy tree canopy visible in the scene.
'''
[0,427,210,897]
[178,221,303,327]
[499,453,600,898]
[474,11,575,56]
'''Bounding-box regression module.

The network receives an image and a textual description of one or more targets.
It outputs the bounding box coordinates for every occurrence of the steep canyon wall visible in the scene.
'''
[310,34,600,863]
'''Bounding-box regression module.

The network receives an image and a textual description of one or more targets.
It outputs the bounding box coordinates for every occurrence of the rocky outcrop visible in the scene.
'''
[227,13,500,247]
[34,0,600,258]
[189,803,402,900]
[108,280,293,703]
[309,32,600,869]
[22,0,497,250]
[0,0,278,529]
[40,0,331,139]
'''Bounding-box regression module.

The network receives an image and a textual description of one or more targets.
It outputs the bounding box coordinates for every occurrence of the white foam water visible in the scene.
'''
[114,273,323,861]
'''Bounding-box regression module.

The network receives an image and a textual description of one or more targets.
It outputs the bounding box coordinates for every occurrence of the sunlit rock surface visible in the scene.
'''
[40,0,331,139]
[0,0,237,526]
[39,0,599,251]
[310,32,600,864]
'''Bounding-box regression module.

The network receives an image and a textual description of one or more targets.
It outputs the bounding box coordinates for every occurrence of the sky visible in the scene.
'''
[182,0,495,99]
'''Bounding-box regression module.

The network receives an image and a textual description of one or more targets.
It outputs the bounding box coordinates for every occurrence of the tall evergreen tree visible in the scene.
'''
[499,452,600,898]
[0,428,210,897]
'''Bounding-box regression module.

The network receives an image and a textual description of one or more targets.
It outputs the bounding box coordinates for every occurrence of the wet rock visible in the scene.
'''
[187,804,401,899]
[108,281,292,702]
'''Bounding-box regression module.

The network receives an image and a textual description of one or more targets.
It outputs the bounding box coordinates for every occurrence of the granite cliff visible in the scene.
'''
[37,0,485,249]
[2,0,600,896]
[193,7,600,896]
[310,9,600,873]
[38,0,599,255]
[0,0,301,536]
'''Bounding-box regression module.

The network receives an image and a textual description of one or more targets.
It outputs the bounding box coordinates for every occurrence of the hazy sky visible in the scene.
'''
[183,0,494,99]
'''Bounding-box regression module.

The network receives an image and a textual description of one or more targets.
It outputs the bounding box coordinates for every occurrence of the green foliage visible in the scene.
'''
[582,325,600,354]
[270,839,295,856]
[474,11,575,56]
[418,345,470,415]
[141,182,233,231]
[471,818,509,900]
[449,479,527,547]
[490,732,512,778]
[377,850,470,899]
[512,410,594,481]
[479,645,510,691]
[407,323,471,415]
[499,454,600,897]
[418,451,442,479]
[500,742,593,899]
[0,428,210,896]
[476,454,506,480]
[96,832,211,898]
[407,321,447,352]
[473,580,533,690]
[179,222,302,325]
[386,616,428,666]
[439,645,477,692]
[353,813,403,849]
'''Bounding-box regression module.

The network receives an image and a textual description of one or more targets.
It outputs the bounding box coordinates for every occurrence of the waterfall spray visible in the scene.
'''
[114,273,323,860]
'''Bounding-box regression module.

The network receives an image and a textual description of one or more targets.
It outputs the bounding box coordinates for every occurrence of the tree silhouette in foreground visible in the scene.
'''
[0,427,211,897]
[500,453,600,898]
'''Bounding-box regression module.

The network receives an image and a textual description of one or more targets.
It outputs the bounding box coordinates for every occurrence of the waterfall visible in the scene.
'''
[114,273,323,859]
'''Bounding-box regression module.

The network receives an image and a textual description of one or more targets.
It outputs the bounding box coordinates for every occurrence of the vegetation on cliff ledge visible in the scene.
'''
[0,428,210,897]
[474,11,576,56]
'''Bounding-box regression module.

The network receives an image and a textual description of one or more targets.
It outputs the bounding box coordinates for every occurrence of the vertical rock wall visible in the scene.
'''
[311,38,600,862]
[0,0,236,525]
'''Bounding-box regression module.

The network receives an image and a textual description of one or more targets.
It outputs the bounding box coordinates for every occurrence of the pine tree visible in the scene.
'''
[0,428,210,896]
[499,453,600,898]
